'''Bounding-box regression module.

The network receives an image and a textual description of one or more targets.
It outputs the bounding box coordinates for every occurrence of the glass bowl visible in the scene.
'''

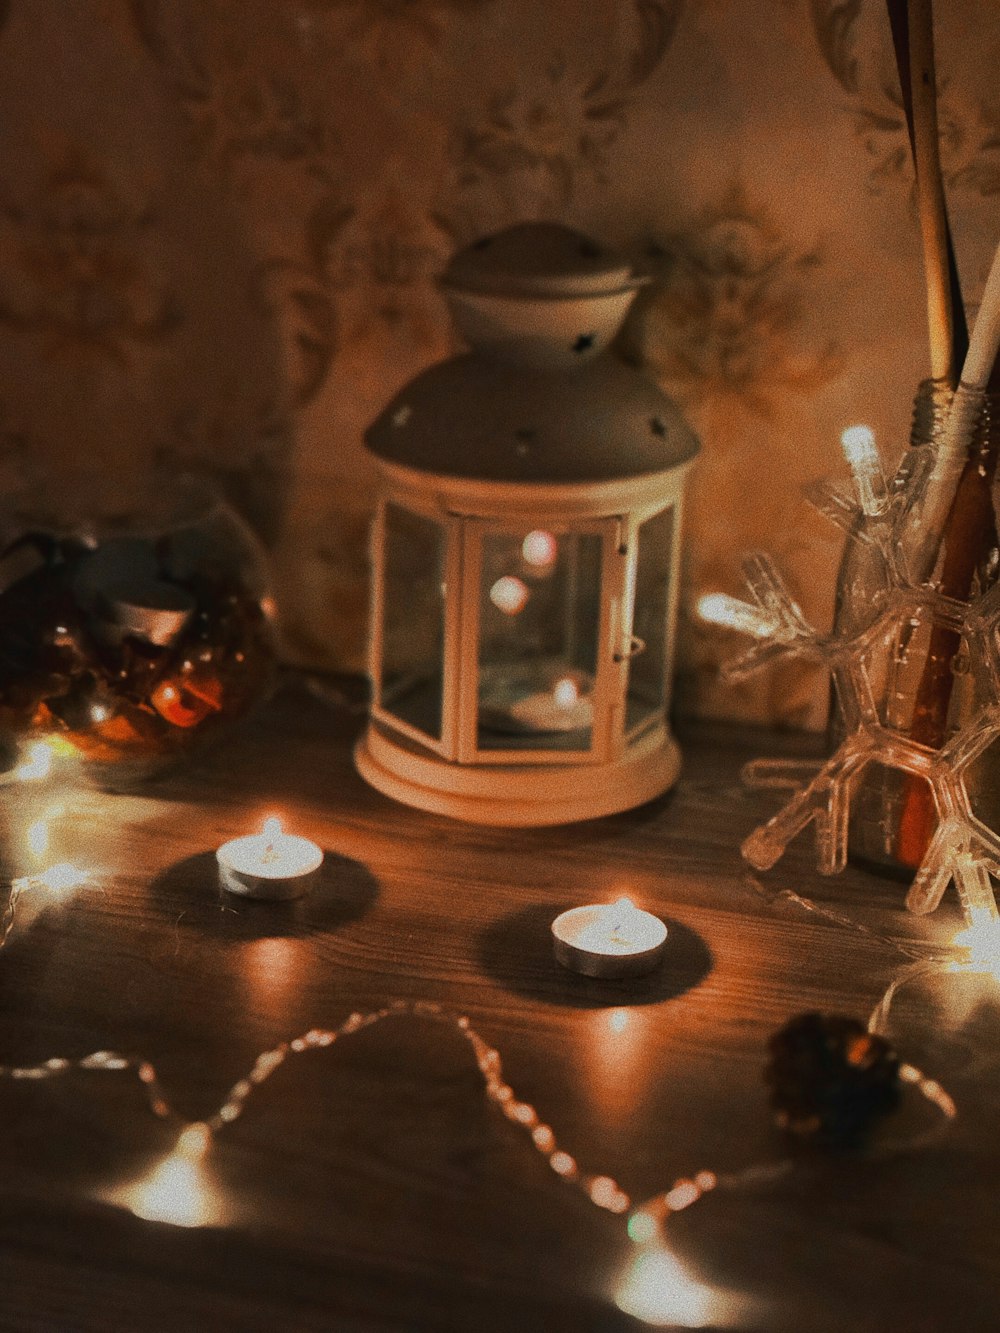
[0,475,276,785]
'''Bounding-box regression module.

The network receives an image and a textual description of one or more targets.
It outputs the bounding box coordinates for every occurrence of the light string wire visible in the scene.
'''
[745,870,991,1030]
[744,874,940,963]
[1,863,90,950]
[0,880,22,951]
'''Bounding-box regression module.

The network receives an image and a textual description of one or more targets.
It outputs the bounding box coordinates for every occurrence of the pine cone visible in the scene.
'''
[765,1012,901,1148]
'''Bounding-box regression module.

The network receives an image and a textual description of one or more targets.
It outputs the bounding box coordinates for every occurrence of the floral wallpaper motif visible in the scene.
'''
[0,138,178,369]
[453,3,680,210]
[318,0,492,67]
[627,188,842,415]
[0,0,998,727]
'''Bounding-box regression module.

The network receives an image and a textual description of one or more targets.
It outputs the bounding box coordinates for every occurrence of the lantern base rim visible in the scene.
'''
[353,722,680,826]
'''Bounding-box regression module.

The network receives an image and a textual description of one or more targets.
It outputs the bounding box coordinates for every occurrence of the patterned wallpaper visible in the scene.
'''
[1,0,998,728]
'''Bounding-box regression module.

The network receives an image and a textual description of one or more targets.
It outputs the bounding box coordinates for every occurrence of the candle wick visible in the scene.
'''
[608,899,636,944]
[261,842,277,863]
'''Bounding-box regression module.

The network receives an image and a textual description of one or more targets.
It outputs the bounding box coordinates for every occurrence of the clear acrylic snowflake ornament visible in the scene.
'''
[700,414,1000,928]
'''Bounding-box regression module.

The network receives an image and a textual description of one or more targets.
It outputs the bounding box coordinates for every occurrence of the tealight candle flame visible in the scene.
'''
[261,817,283,862]
[217,818,322,899]
[552,899,667,978]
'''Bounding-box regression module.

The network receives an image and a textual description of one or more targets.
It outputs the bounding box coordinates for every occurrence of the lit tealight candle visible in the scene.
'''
[552,897,667,979]
[216,817,323,901]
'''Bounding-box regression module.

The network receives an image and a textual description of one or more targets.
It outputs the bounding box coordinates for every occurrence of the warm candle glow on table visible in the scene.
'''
[552,897,667,979]
[241,936,306,1020]
[216,817,323,900]
[32,862,89,895]
[582,1006,656,1124]
[8,735,80,785]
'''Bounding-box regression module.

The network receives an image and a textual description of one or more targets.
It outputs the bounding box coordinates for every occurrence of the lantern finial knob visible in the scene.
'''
[439,223,649,369]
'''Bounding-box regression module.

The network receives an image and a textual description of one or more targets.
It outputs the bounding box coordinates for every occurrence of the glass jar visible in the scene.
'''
[0,473,276,786]
[830,382,1000,874]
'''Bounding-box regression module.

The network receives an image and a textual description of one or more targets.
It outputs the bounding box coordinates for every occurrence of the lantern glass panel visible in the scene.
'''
[477,527,602,752]
[625,505,674,738]
[380,502,446,741]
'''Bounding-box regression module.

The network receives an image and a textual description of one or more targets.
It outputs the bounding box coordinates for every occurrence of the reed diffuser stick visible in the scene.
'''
[884,0,968,381]
[870,2,986,867]
[908,0,955,381]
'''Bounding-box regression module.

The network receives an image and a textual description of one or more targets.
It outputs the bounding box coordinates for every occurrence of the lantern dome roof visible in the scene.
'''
[364,351,699,484]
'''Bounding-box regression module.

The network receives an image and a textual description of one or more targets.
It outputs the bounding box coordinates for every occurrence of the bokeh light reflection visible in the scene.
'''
[123,1123,221,1229]
[951,907,1000,980]
[522,529,558,569]
[615,1243,726,1328]
[489,575,530,615]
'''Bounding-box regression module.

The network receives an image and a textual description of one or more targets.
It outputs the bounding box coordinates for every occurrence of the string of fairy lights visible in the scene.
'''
[0,846,966,1264]
[0,989,958,1239]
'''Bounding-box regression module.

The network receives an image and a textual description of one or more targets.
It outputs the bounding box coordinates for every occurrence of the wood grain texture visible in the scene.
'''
[0,678,997,1331]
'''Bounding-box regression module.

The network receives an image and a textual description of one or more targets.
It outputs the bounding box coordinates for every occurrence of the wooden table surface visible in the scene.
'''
[1,676,997,1332]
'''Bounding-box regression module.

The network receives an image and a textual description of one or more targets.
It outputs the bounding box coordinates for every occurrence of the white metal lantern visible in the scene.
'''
[354,223,699,825]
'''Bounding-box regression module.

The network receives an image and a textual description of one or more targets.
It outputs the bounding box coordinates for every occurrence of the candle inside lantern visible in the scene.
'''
[552,897,667,979]
[479,666,595,735]
[216,817,323,901]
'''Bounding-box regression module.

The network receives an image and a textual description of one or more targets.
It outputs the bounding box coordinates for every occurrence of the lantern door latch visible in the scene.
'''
[614,635,646,663]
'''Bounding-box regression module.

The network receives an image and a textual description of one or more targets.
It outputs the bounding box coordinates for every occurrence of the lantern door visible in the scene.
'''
[458,518,620,764]
[369,498,457,755]
[623,503,679,744]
